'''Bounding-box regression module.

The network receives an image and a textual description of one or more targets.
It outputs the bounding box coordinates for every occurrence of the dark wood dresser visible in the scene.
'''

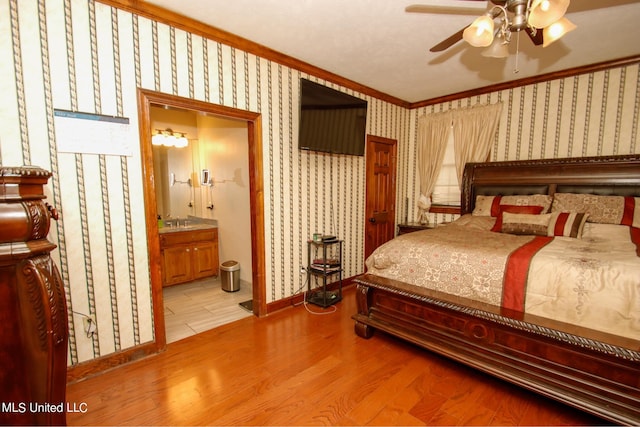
[0,166,68,425]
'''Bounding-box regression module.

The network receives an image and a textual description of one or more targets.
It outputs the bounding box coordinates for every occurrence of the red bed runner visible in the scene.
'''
[501,236,553,312]
[631,227,640,256]
[621,196,640,256]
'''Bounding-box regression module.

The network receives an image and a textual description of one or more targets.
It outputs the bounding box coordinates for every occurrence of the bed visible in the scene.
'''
[353,155,640,425]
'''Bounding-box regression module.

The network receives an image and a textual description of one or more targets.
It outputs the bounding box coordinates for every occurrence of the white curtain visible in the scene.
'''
[452,103,503,186]
[416,103,503,215]
[417,110,453,214]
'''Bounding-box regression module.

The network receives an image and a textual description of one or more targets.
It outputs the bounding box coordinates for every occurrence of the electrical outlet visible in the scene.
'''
[83,316,97,337]
[300,266,307,274]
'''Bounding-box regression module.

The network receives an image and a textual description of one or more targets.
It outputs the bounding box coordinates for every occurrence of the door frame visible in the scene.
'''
[364,135,398,262]
[137,88,266,351]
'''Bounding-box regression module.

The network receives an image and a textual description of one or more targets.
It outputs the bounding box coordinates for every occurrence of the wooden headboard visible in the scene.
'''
[461,155,640,215]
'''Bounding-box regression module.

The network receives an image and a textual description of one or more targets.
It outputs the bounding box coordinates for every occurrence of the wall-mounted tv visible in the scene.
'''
[298,78,368,156]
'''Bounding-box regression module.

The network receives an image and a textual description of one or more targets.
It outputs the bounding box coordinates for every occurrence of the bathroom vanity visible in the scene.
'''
[159,224,219,287]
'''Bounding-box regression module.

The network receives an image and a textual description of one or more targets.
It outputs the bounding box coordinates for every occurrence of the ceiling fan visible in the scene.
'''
[407,0,576,57]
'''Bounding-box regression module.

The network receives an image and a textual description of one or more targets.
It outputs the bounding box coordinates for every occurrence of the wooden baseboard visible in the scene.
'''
[266,276,356,314]
[67,341,162,384]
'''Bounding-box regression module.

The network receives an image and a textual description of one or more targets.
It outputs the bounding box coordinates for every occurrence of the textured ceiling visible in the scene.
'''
[143,0,640,103]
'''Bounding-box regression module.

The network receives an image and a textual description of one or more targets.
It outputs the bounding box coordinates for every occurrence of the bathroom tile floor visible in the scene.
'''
[163,277,253,343]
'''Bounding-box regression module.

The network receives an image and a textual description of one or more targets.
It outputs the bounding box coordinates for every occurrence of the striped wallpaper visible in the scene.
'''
[0,0,638,367]
[405,67,640,225]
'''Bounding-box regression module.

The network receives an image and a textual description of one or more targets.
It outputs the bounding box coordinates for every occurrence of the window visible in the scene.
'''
[430,127,460,206]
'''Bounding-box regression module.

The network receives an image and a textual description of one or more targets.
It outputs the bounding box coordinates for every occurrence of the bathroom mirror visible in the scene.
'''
[152,143,198,219]
[151,105,201,220]
[150,104,250,223]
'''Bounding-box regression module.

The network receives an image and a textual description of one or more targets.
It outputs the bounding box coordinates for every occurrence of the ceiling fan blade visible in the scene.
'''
[406,2,487,15]
[525,27,543,46]
[429,27,467,52]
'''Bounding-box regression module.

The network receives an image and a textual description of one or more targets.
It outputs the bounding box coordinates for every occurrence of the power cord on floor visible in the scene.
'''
[292,273,309,307]
[302,290,338,315]
[293,270,338,315]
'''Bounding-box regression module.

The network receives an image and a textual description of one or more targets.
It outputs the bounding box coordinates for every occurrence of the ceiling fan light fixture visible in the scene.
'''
[542,17,576,47]
[528,0,570,29]
[463,15,495,47]
[482,33,509,58]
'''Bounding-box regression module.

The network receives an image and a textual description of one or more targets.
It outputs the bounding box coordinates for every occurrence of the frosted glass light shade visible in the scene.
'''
[174,136,189,148]
[482,35,509,58]
[152,133,168,146]
[542,17,576,47]
[528,0,570,29]
[463,15,495,47]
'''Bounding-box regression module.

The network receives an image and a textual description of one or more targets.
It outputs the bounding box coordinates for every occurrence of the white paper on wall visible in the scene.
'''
[54,109,133,156]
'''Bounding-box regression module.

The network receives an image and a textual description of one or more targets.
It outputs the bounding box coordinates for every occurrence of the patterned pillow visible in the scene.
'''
[473,194,553,217]
[472,195,500,216]
[547,212,589,238]
[500,212,551,236]
[491,205,545,232]
[552,193,640,226]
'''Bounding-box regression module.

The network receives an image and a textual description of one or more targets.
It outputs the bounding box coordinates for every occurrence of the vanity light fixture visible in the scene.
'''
[151,128,189,148]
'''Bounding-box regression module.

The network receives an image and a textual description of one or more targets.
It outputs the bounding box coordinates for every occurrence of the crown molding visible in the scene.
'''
[410,55,640,109]
[98,1,639,110]
[96,0,410,108]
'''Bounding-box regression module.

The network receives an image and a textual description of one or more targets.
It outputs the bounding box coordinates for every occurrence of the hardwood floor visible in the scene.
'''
[66,286,607,426]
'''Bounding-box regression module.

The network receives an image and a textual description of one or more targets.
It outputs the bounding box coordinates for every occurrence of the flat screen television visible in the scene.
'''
[298,78,368,156]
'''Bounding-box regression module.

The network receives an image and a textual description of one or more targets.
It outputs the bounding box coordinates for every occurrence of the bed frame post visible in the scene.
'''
[354,284,374,338]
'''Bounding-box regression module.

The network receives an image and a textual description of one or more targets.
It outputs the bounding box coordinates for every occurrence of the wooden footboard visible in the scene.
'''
[353,274,640,426]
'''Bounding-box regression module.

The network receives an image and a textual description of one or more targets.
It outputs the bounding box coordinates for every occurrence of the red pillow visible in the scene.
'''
[491,205,545,232]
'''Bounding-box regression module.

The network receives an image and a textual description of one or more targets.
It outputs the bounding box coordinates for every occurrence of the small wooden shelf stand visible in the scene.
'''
[307,239,343,308]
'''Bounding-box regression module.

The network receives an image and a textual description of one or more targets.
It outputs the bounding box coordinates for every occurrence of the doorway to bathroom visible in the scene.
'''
[137,88,266,349]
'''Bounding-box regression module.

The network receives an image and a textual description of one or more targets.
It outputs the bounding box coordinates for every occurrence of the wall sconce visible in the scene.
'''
[152,128,188,148]
[169,172,192,187]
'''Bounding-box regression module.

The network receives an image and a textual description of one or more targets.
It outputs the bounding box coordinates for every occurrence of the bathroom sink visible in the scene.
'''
[159,223,216,233]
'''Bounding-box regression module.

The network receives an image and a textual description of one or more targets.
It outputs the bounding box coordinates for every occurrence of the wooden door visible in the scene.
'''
[364,135,397,261]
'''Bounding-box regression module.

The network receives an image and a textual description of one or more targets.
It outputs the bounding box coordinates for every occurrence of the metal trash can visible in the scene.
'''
[220,260,240,292]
